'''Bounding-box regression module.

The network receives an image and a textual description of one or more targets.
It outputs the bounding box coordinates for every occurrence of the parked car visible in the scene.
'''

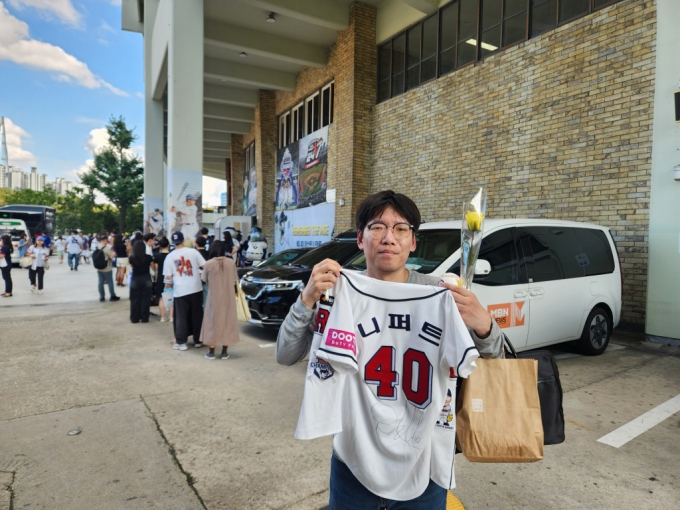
[240,231,361,328]
[0,218,30,266]
[237,247,311,280]
[344,219,621,355]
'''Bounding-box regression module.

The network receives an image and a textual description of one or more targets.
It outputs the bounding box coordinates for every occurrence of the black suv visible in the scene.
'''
[240,230,361,328]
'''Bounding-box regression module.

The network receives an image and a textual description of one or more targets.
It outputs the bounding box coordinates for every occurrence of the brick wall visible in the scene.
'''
[229,134,244,217]
[275,1,377,233]
[371,0,655,327]
[256,90,277,242]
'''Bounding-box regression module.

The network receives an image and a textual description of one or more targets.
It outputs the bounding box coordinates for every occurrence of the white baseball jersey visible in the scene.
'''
[295,271,479,500]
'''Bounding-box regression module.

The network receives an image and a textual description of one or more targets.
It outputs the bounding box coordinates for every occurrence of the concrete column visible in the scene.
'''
[165,0,204,239]
[255,91,277,243]
[142,0,166,235]
[646,0,680,342]
[230,135,244,216]
[331,3,377,231]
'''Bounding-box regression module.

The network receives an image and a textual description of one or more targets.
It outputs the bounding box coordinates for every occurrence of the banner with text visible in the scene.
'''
[274,202,335,253]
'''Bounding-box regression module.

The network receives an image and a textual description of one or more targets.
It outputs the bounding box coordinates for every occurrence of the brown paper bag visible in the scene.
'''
[456,358,544,463]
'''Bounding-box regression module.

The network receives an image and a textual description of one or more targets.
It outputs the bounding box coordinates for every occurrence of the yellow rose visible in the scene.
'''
[465,211,485,231]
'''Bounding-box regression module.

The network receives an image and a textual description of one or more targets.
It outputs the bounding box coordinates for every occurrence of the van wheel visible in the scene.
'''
[579,307,611,356]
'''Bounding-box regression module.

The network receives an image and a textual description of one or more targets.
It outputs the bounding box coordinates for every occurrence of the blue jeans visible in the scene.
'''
[98,271,116,299]
[329,453,446,510]
[68,252,79,269]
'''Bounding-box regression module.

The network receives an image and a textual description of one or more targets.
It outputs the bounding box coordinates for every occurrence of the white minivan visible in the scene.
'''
[345,219,622,355]
[0,218,30,266]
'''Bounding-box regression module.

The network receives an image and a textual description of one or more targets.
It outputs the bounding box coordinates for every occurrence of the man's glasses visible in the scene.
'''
[366,222,413,240]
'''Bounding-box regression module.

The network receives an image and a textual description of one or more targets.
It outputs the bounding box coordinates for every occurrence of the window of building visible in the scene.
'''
[421,15,438,82]
[503,0,527,47]
[392,33,406,97]
[378,43,391,102]
[560,0,589,23]
[321,82,334,127]
[292,102,304,141]
[530,0,556,38]
[278,112,290,149]
[458,0,478,67]
[305,92,320,135]
[377,0,625,104]
[481,0,502,58]
[439,1,458,76]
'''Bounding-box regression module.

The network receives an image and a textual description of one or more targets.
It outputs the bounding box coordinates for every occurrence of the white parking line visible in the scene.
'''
[259,343,276,348]
[597,393,680,448]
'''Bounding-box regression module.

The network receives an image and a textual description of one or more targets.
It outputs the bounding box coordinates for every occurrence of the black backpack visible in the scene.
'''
[92,248,108,270]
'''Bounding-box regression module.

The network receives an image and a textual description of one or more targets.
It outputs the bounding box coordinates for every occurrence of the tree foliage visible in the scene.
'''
[80,116,144,232]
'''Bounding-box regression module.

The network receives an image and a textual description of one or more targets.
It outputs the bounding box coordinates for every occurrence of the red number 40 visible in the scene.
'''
[364,346,433,409]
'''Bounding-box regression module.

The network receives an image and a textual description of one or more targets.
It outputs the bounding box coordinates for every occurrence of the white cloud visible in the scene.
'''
[84,127,110,154]
[136,92,144,98]
[76,116,106,126]
[0,4,128,96]
[202,176,226,208]
[4,117,37,168]
[7,0,81,27]
[99,21,115,33]
[109,0,122,6]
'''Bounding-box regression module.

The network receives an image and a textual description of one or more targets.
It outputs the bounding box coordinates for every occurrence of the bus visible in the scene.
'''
[0,204,56,239]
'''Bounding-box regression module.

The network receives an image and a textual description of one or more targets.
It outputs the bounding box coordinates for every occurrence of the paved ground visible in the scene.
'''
[1,261,679,509]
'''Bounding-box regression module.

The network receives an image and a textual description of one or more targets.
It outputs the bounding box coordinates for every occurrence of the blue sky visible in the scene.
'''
[0,0,225,206]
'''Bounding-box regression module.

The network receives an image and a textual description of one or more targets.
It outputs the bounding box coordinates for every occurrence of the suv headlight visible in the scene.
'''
[264,280,303,292]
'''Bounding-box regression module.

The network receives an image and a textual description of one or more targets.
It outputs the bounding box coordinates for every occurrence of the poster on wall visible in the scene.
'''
[243,165,257,216]
[144,198,165,236]
[297,126,328,208]
[167,168,202,240]
[275,142,299,210]
[274,202,335,253]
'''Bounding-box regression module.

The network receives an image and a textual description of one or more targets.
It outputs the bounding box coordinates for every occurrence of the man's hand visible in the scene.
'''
[440,283,492,337]
[300,258,342,309]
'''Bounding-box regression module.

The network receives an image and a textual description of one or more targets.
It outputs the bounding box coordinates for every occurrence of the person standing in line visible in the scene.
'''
[163,231,206,351]
[194,236,209,306]
[27,236,49,294]
[143,233,156,256]
[0,234,13,297]
[54,236,66,263]
[128,239,154,323]
[199,227,213,252]
[153,237,172,322]
[95,235,120,302]
[113,234,128,286]
[200,240,240,360]
[17,233,29,258]
[222,230,237,259]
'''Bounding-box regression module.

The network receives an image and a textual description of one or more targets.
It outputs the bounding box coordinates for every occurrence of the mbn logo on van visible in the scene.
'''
[488,302,526,328]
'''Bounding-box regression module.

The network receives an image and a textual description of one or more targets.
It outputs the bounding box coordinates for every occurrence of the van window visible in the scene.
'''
[345,228,461,274]
[519,227,584,282]
[574,228,615,276]
[449,228,524,286]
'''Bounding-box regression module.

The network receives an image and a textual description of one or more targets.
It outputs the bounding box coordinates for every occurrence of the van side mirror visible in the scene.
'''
[474,259,491,277]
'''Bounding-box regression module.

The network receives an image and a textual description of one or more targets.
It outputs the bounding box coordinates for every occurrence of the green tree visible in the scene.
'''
[80,116,144,232]
[0,187,58,207]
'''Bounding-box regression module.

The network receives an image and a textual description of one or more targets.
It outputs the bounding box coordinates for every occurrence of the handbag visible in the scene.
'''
[235,282,251,322]
[0,256,6,268]
[43,259,50,271]
[503,335,565,445]
[456,346,544,463]
[20,253,33,268]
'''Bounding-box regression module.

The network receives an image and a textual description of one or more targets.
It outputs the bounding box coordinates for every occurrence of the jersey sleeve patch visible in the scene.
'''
[324,329,357,355]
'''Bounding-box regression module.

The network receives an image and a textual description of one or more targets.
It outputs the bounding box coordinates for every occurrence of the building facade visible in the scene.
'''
[124,0,679,339]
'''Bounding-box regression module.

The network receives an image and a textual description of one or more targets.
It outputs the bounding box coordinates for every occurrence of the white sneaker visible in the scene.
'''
[176,343,187,351]
[194,342,204,348]
[170,317,174,322]
[160,317,169,323]
[31,285,36,293]
[38,290,44,295]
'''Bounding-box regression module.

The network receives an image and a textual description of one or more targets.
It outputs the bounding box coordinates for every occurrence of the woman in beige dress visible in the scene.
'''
[200,241,240,360]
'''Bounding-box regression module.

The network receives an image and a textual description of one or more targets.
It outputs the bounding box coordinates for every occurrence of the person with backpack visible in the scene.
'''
[94,235,120,302]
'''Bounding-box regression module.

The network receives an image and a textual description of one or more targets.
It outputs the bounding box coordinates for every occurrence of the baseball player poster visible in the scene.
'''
[167,168,203,240]
[275,142,299,211]
[297,126,328,208]
[144,198,165,236]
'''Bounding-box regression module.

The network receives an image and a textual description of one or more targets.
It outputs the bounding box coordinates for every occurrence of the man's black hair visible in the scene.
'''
[158,237,170,249]
[200,227,209,235]
[143,233,156,242]
[355,190,421,233]
[195,236,206,248]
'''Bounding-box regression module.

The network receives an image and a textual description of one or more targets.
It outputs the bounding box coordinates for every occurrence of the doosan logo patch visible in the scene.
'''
[325,329,356,355]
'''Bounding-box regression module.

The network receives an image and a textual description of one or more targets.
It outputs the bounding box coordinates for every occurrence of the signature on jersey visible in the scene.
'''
[371,403,425,449]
